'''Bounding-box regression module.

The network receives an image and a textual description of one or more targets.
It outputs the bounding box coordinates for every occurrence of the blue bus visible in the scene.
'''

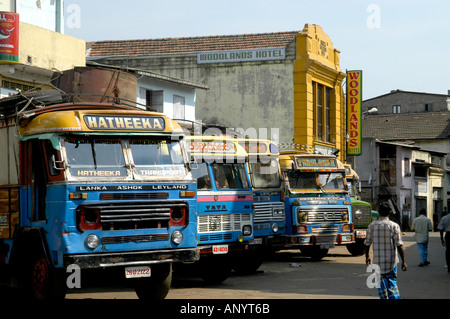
[236,139,285,272]
[0,94,198,300]
[278,151,354,260]
[184,135,254,283]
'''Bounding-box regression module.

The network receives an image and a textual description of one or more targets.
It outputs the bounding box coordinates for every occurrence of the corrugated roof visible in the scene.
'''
[87,31,300,57]
[362,112,450,141]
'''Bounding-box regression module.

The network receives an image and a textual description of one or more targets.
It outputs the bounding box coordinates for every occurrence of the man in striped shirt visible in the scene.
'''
[364,202,407,299]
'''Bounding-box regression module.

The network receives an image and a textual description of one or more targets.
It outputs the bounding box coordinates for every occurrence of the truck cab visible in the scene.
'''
[182,135,254,283]
[0,90,199,300]
[278,151,354,260]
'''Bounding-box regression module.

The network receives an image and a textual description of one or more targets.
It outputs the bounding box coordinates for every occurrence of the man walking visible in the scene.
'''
[438,212,450,273]
[365,202,407,299]
[412,208,433,267]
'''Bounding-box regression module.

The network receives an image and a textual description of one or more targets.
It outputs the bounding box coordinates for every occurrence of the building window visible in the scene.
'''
[404,158,411,176]
[173,95,185,120]
[145,90,163,112]
[392,105,401,114]
[425,103,432,112]
[313,82,331,142]
[431,156,442,167]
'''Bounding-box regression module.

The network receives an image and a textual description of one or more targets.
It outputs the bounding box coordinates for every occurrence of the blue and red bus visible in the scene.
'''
[183,135,254,283]
[0,91,198,299]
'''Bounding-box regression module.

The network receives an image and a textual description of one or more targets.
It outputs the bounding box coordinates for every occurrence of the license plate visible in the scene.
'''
[320,243,334,249]
[253,238,263,245]
[212,245,228,254]
[125,266,151,278]
[341,235,353,242]
[356,230,367,238]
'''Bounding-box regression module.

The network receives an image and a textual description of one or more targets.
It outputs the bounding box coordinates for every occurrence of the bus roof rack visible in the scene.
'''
[0,89,152,119]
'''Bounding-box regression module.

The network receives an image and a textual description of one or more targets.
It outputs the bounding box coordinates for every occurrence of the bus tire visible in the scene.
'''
[134,263,172,300]
[232,250,264,274]
[300,246,328,261]
[200,257,231,284]
[23,250,67,300]
[346,239,365,256]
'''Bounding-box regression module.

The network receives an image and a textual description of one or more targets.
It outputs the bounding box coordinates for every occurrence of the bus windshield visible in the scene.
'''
[249,159,281,188]
[284,170,346,193]
[129,139,187,178]
[191,162,212,190]
[346,178,358,197]
[64,137,188,179]
[211,163,250,190]
[64,138,127,178]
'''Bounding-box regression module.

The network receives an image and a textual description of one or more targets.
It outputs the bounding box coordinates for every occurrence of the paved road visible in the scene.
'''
[66,232,449,300]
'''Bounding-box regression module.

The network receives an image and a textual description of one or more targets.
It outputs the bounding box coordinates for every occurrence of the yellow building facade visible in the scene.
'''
[293,24,347,159]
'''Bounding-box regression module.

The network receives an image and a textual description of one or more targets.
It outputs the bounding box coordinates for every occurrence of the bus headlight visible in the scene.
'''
[298,211,308,222]
[272,223,279,233]
[355,210,363,220]
[242,225,252,236]
[171,230,183,245]
[85,234,100,250]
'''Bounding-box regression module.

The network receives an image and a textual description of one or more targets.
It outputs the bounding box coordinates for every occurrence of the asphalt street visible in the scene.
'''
[65,231,449,300]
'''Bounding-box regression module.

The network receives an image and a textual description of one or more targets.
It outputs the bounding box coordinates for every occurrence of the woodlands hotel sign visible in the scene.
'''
[198,47,286,64]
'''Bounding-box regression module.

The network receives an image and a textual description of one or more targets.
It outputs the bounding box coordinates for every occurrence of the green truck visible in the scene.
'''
[344,164,375,256]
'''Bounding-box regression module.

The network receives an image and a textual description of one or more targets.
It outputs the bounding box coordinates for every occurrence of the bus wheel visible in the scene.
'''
[346,239,365,256]
[200,257,231,284]
[300,246,328,261]
[25,253,66,300]
[134,263,172,300]
[232,250,264,275]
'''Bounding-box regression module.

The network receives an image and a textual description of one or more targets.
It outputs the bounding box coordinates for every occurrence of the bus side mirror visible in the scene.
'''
[52,155,67,170]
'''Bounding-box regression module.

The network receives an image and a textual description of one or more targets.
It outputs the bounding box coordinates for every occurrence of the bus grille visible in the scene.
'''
[312,226,339,233]
[253,202,285,223]
[198,213,252,233]
[102,233,170,244]
[305,209,344,223]
[199,233,233,242]
[84,201,187,231]
[351,203,372,227]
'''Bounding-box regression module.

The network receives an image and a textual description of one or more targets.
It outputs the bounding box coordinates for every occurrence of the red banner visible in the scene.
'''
[0,12,19,63]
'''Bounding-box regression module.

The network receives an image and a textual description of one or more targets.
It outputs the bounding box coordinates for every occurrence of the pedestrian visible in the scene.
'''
[433,211,439,232]
[412,208,432,267]
[437,212,450,273]
[364,202,407,299]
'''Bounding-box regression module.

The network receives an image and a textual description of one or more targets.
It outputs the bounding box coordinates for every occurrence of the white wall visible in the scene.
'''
[137,77,196,122]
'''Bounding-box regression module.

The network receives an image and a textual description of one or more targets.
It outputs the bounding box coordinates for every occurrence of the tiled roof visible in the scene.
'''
[87,31,299,57]
[362,112,450,141]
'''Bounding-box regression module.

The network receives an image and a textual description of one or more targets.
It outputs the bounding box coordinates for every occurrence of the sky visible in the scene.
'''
[63,0,450,100]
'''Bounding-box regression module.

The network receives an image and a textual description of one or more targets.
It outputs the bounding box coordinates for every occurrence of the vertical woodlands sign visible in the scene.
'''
[346,70,362,156]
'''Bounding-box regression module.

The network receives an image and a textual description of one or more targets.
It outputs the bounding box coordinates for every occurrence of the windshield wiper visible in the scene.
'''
[91,141,97,169]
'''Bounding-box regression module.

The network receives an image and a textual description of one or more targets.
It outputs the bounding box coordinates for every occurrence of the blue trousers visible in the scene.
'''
[378,266,401,299]
[417,242,429,263]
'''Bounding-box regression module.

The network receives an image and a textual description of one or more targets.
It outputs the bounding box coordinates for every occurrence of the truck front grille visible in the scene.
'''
[81,201,187,231]
[304,209,344,223]
[253,202,285,223]
[351,203,372,227]
[197,213,252,233]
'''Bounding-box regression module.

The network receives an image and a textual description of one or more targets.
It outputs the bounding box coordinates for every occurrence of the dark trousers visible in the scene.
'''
[446,233,450,269]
